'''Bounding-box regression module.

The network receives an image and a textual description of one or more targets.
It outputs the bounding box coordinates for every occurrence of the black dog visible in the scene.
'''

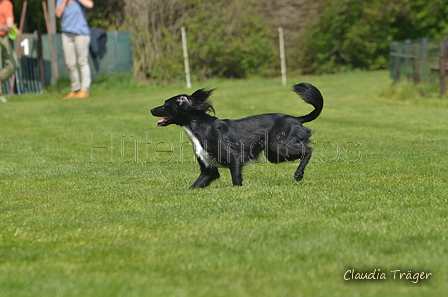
[151,83,323,188]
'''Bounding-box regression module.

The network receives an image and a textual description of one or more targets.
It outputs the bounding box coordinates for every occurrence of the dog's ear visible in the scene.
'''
[191,88,214,102]
[176,89,215,114]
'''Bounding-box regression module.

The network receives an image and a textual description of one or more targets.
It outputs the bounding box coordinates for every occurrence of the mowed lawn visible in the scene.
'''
[0,71,447,296]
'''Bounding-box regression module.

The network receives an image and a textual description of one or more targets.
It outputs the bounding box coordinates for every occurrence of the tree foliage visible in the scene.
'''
[299,0,403,73]
[391,0,448,40]
[124,0,276,81]
[123,0,189,81]
[87,0,125,30]
[9,0,448,80]
[10,0,125,32]
[298,0,448,73]
[187,1,276,79]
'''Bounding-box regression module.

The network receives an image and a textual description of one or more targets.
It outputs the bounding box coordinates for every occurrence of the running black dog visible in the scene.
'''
[151,83,324,188]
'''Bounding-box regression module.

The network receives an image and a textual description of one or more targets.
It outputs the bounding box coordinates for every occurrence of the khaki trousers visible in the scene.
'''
[62,33,91,92]
[0,35,17,96]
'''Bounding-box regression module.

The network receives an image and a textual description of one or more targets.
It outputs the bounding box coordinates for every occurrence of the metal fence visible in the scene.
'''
[2,34,44,96]
[2,56,43,96]
[390,37,448,95]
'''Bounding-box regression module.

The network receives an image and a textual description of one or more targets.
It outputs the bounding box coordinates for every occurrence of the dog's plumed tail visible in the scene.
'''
[293,83,324,123]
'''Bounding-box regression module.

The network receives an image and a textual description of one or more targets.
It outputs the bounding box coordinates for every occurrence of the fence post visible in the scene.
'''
[440,41,446,96]
[404,39,411,80]
[413,43,420,85]
[422,38,428,72]
[278,27,287,86]
[181,27,192,89]
[42,1,60,95]
[391,41,400,84]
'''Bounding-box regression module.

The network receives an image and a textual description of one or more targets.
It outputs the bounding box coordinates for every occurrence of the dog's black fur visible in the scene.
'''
[151,83,324,188]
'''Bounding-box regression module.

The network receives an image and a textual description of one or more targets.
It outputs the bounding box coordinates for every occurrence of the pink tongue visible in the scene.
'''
[157,119,165,125]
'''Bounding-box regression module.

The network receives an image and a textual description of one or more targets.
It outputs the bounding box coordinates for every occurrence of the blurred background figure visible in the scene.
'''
[55,0,94,99]
[0,0,17,103]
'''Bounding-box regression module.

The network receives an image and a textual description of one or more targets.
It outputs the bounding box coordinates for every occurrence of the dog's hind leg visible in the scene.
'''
[190,159,220,189]
[228,159,244,186]
[294,146,313,181]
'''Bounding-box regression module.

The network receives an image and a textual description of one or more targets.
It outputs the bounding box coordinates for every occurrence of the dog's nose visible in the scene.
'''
[151,107,161,116]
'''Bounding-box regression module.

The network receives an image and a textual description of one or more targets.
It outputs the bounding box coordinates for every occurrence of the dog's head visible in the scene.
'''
[151,88,215,127]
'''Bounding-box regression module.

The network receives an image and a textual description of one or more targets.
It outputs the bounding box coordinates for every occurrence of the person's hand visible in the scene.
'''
[0,25,11,32]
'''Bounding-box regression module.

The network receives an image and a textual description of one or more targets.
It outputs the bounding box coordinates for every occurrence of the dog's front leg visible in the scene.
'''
[190,159,220,189]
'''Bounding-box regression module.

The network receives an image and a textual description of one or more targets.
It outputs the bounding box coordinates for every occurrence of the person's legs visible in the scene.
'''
[75,34,91,92]
[62,33,81,97]
[68,34,91,98]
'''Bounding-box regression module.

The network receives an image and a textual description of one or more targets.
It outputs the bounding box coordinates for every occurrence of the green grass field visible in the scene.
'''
[1,71,447,296]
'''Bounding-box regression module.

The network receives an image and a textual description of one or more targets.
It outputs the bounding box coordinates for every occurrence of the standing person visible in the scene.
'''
[55,0,94,99]
[0,0,17,103]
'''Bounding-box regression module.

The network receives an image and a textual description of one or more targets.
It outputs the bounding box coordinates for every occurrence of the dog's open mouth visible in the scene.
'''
[157,117,170,127]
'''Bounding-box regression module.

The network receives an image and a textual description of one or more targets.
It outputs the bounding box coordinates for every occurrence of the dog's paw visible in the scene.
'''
[294,172,304,182]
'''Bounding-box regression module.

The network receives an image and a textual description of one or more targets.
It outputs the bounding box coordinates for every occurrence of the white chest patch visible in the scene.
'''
[182,127,214,168]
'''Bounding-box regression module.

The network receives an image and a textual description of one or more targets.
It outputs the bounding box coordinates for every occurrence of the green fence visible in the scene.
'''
[390,37,448,95]
[42,30,133,86]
